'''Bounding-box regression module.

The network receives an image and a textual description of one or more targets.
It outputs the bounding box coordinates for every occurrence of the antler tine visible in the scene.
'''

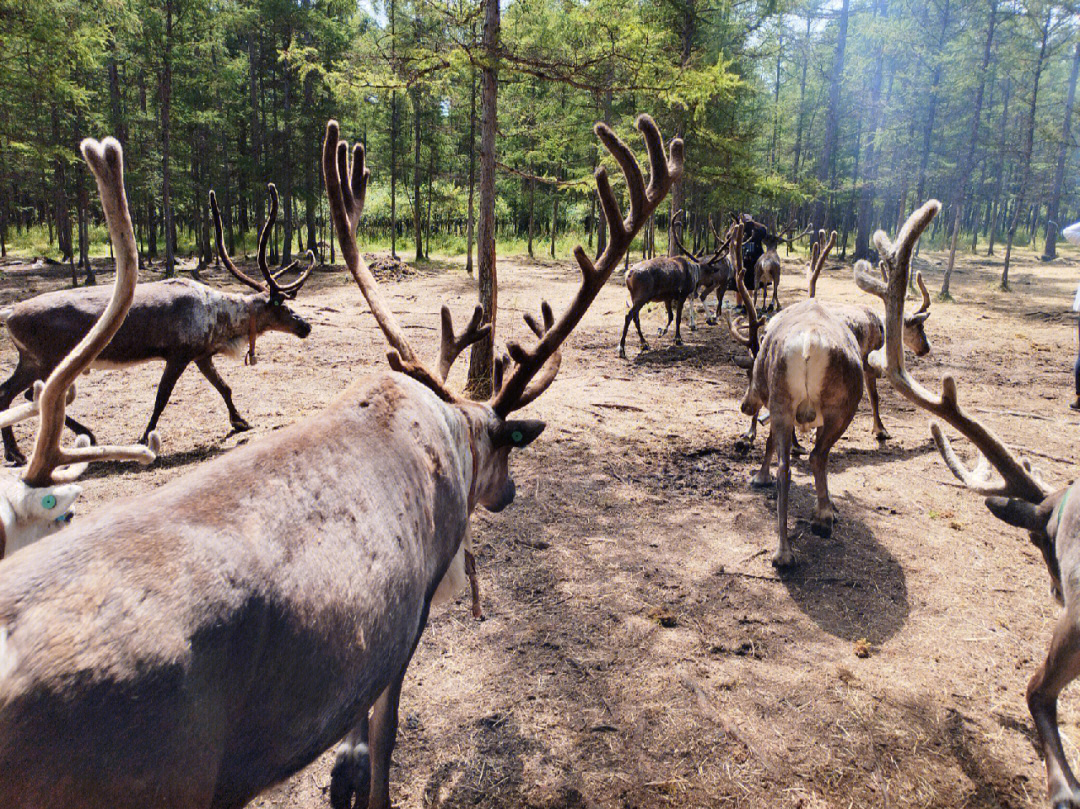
[722,311,752,347]
[816,230,837,272]
[914,271,931,314]
[24,138,157,487]
[210,190,267,292]
[491,116,682,417]
[807,242,823,298]
[257,184,291,299]
[0,381,45,430]
[874,200,1048,504]
[270,251,316,297]
[438,304,492,382]
[854,258,888,301]
[323,120,421,368]
[669,210,697,259]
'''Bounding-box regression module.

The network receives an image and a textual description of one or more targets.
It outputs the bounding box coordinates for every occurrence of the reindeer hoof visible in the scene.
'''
[706,318,717,326]
[874,429,891,442]
[4,448,25,467]
[772,549,795,568]
[734,438,751,454]
[810,517,834,538]
[674,338,683,346]
[330,742,370,809]
[618,348,627,359]
[231,419,253,433]
[750,474,774,490]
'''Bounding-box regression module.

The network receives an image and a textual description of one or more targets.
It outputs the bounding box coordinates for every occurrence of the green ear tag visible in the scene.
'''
[41,494,57,510]
[511,430,524,444]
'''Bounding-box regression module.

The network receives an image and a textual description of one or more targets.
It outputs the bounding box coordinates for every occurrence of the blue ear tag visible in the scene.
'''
[511,430,524,444]
[41,494,57,510]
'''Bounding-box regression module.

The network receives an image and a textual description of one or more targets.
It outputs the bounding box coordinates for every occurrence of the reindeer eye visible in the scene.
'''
[511,430,524,444]
[41,494,57,510]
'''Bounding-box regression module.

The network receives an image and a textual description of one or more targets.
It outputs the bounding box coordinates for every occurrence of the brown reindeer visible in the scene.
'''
[731,224,864,567]
[0,184,312,463]
[0,116,681,809]
[618,212,731,357]
[872,199,1080,809]
[802,229,933,441]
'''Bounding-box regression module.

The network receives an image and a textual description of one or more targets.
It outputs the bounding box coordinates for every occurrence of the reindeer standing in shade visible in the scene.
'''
[0,116,681,809]
[0,184,312,463]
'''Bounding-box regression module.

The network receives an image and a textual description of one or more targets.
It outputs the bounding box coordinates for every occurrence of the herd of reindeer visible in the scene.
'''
[0,115,1075,809]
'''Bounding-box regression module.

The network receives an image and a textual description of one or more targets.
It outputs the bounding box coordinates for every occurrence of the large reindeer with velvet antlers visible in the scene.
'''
[0,183,312,462]
[0,116,681,809]
[873,199,1080,809]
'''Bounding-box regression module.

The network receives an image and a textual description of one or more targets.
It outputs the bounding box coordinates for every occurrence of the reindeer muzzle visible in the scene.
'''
[485,477,516,513]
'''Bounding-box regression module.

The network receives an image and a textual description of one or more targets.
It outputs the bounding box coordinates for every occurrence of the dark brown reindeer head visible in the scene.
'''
[323,115,682,513]
[209,184,314,343]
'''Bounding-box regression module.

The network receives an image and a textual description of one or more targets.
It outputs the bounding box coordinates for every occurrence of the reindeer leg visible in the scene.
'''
[619,309,634,358]
[141,358,190,443]
[866,370,890,441]
[61,414,96,445]
[773,424,795,567]
[685,295,696,332]
[771,280,780,311]
[808,411,854,538]
[751,426,775,488]
[674,298,685,345]
[632,306,650,352]
[366,601,430,809]
[196,356,251,432]
[1028,608,1080,809]
[0,360,40,465]
[330,712,370,809]
[658,301,673,337]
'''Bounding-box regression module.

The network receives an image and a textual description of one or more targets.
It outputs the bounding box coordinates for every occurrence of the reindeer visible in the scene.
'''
[618,212,732,358]
[867,199,1080,809]
[0,143,157,558]
[0,183,312,463]
[748,223,807,313]
[803,230,933,441]
[0,117,681,809]
[729,223,864,567]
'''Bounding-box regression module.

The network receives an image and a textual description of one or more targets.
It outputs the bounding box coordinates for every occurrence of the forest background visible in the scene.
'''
[2,0,1078,296]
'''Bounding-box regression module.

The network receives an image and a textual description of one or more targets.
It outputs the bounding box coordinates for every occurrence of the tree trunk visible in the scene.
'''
[281,54,294,265]
[854,0,888,260]
[412,88,423,262]
[915,0,951,205]
[527,174,535,258]
[1002,7,1051,288]
[1042,41,1080,260]
[942,0,996,296]
[810,0,849,237]
[466,0,499,398]
[465,62,477,275]
[986,78,1011,256]
[50,106,73,269]
[550,185,558,259]
[667,0,695,255]
[161,0,175,278]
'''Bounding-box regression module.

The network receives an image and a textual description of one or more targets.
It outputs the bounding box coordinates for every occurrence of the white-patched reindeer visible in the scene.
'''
[0,116,681,809]
[803,229,934,441]
[0,143,158,558]
[730,222,864,568]
[874,200,1080,809]
[0,183,312,463]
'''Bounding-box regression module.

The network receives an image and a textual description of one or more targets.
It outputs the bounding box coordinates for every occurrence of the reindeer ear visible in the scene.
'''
[492,419,545,450]
[985,496,1048,533]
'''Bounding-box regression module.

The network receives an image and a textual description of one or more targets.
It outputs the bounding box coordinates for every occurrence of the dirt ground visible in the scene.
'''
[2,241,1079,808]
